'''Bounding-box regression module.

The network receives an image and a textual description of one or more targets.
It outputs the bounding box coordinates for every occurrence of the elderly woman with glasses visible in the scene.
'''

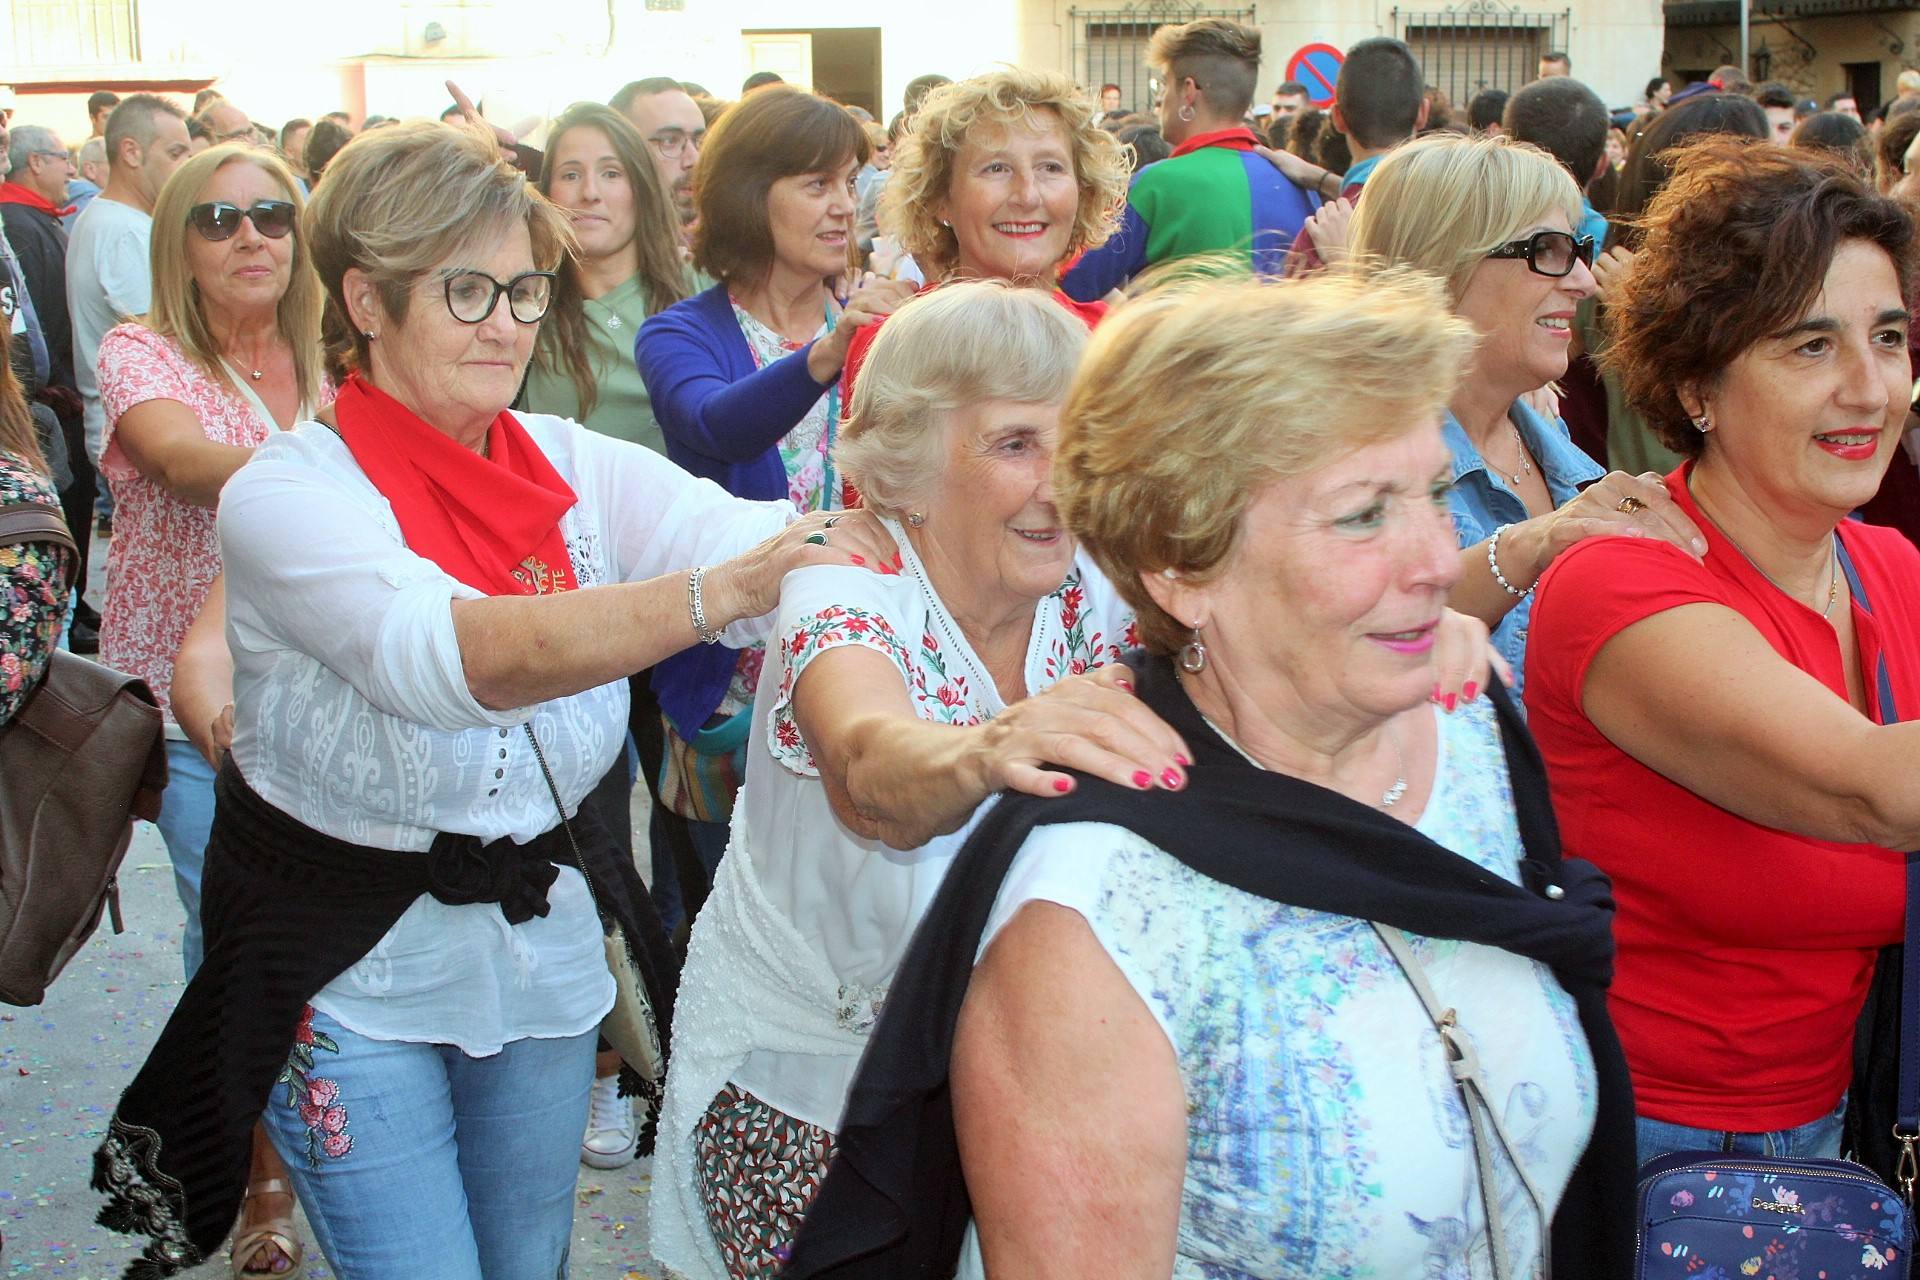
[1347,133,1709,689]
[92,120,890,1280]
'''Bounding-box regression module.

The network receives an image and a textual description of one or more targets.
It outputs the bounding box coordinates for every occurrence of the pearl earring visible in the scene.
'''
[363,330,375,341]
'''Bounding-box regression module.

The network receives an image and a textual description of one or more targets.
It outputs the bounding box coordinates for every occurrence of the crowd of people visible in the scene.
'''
[3,22,1920,1280]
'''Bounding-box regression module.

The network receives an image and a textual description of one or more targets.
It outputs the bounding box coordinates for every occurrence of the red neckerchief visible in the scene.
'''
[0,181,76,219]
[1169,127,1263,158]
[331,374,580,596]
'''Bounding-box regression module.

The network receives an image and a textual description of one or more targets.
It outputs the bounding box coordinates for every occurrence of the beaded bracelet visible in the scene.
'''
[1487,524,1533,598]
[687,566,721,644]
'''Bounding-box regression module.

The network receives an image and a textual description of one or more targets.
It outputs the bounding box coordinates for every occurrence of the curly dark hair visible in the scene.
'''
[1602,136,1916,458]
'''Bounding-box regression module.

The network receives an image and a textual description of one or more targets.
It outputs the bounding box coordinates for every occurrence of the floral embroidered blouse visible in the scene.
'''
[96,323,333,730]
[0,448,72,726]
[699,517,1136,1129]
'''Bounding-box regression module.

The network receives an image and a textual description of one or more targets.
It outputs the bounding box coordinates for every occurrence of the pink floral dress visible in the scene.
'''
[96,324,331,727]
[0,449,72,725]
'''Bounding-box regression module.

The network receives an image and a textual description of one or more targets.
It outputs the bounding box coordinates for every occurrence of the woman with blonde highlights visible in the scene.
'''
[784,270,1635,1280]
[838,67,1129,391]
[93,120,896,1280]
[1347,132,1706,690]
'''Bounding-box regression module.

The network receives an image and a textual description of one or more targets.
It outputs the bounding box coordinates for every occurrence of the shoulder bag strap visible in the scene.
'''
[1837,537,1920,1201]
[0,500,79,589]
[1372,922,1553,1280]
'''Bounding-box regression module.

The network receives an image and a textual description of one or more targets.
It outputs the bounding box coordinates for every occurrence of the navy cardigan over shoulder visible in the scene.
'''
[635,282,835,737]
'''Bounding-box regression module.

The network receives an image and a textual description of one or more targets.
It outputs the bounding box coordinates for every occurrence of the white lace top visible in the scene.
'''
[218,413,793,1054]
[962,697,1598,1279]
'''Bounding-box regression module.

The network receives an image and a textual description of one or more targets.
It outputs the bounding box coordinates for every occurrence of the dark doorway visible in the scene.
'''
[1845,60,1883,114]
[741,27,882,118]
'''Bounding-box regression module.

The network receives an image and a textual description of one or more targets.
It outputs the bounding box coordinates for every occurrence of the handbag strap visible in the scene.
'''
[0,499,79,589]
[1372,922,1552,1280]
[1837,537,1920,1201]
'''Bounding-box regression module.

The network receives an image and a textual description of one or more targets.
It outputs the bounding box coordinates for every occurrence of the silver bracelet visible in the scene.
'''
[1487,524,1533,598]
[687,567,721,644]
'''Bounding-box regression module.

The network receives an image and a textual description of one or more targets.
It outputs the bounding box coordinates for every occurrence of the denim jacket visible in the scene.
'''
[1443,398,1606,692]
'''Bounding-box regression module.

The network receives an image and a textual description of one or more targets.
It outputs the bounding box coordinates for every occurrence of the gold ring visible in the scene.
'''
[1616,495,1647,515]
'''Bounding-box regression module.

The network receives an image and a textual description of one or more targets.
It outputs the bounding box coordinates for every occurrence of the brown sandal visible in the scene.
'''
[231,1176,305,1277]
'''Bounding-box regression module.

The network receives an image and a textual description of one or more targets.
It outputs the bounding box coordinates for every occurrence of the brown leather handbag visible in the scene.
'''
[0,500,168,1006]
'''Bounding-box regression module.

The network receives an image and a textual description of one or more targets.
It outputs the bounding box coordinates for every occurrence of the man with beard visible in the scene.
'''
[613,77,705,238]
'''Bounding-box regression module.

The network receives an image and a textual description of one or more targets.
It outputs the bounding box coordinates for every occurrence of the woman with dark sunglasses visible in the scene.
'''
[92,140,327,1278]
[1347,132,1707,690]
[91,119,893,1280]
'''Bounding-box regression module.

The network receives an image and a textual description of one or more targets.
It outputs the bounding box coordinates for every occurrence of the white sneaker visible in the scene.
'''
[581,1073,638,1169]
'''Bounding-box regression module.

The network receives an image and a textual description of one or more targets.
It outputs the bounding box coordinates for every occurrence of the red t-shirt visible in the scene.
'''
[1524,468,1919,1131]
[837,286,1108,507]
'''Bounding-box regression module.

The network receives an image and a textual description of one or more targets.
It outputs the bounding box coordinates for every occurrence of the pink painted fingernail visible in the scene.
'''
[1115,678,1135,692]
[1131,770,1153,789]
[1443,692,1458,712]
[849,554,865,566]
[1160,768,1184,789]
[1175,753,1191,767]
[1463,680,1479,701]
[1053,777,1072,793]
[1430,683,1443,703]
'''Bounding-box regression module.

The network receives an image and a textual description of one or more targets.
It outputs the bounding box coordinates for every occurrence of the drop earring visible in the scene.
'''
[1179,622,1207,673]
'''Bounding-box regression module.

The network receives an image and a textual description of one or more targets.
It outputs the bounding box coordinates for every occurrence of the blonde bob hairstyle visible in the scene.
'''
[1346,132,1586,303]
[887,67,1129,280]
[303,120,574,380]
[1056,267,1476,654]
[835,281,1089,518]
[146,144,324,408]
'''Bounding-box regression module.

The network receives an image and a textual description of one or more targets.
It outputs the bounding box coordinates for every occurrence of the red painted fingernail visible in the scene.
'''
[1053,777,1072,793]
[1430,683,1443,703]
[1131,770,1152,789]
[1115,678,1134,692]
[1160,768,1183,789]
[891,552,904,568]
[1463,680,1479,700]
[1443,693,1458,712]
[850,554,865,565]
[1175,753,1191,767]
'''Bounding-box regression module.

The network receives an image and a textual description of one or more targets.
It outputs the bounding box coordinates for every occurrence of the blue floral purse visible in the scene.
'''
[1635,541,1918,1279]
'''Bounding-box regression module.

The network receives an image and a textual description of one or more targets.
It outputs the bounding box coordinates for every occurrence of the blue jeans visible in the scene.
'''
[153,741,215,978]
[1636,1094,1849,1168]
[260,1007,596,1280]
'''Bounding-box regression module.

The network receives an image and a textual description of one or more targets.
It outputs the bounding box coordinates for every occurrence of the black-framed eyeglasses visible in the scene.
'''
[188,200,296,241]
[443,269,556,325]
[646,128,704,160]
[1484,230,1595,278]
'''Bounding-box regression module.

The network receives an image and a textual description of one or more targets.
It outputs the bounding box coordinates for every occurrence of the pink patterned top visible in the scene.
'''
[97,323,331,727]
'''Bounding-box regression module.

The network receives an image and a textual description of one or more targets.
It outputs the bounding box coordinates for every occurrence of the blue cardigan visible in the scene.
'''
[635,282,836,738]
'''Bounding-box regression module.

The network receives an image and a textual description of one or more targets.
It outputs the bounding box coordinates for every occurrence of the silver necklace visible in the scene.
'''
[1502,421,1535,487]
[1178,671,1407,809]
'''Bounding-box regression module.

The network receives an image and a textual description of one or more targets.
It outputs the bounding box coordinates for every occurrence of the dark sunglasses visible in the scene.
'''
[443,269,556,325]
[187,200,297,242]
[1484,229,1595,278]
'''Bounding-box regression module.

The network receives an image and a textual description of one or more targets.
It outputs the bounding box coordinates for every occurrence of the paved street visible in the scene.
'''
[0,801,671,1279]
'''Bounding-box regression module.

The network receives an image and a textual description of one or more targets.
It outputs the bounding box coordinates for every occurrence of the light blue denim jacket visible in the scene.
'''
[1443,398,1606,693]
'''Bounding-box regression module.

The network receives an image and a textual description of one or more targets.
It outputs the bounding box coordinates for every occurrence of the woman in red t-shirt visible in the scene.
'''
[1525,138,1920,1167]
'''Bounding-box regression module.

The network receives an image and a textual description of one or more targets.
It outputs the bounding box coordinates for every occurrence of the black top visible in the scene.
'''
[0,201,74,392]
[91,758,679,1279]
[786,652,1636,1279]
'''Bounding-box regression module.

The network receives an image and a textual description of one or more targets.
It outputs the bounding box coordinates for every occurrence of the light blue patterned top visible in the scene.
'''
[965,698,1598,1279]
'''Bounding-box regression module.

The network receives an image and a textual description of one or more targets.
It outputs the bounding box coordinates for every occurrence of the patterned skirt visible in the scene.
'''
[694,1082,838,1278]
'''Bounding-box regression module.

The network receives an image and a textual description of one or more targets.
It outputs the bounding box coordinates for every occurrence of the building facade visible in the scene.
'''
[5,0,1664,143]
[1664,0,1920,112]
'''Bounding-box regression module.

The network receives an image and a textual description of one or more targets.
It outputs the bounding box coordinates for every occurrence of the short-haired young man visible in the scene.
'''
[1060,18,1321,298]
[1504,76,1612,247]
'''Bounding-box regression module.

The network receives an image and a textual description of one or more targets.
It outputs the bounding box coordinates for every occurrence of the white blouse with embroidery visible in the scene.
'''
[218,412,793,1055]
[651,518,1136,1278]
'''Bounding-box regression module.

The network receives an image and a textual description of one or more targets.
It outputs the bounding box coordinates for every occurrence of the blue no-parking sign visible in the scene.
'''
[1287,43,1345,108]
